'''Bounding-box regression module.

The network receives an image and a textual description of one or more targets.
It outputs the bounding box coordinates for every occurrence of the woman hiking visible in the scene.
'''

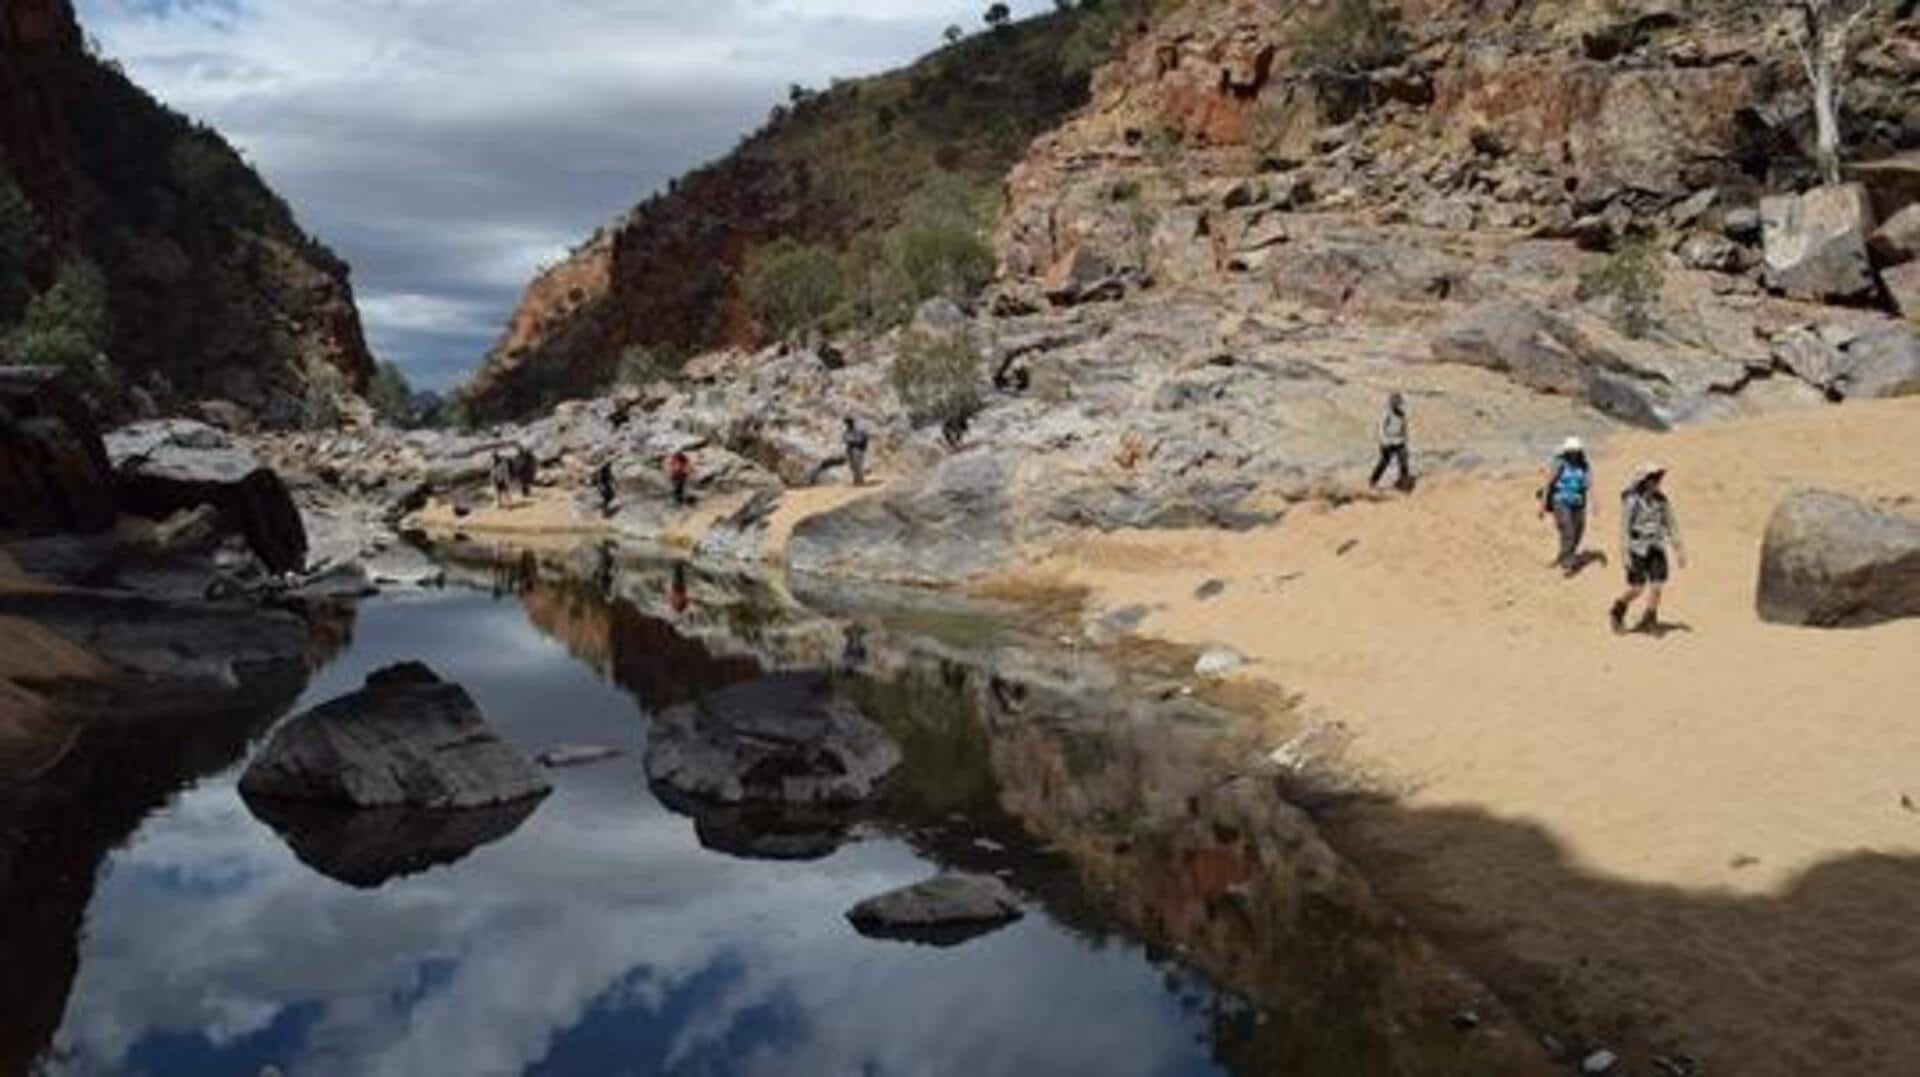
[1610,463,1686,634]
[1368,392,1412,490]
[1538,436,1592,575]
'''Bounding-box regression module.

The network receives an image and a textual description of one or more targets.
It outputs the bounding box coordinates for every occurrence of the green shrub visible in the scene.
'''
[742,238,846,341]
[1578,233,1666,339]
[302,360,347,429]
[891,325,983,443]
[616,343,666,386]
[1291,0,1404,74]
[5,258,113,389]
[368,361,414,426]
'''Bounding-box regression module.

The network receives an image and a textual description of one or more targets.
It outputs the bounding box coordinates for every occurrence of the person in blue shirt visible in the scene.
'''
[1537,436,1592,575]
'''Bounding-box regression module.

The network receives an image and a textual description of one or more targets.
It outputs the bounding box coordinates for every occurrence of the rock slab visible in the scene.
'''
[643,672,901,805]
[106,419,309,574]
[0,366,116,535]
[1760,184,1877,303]
[239,661,552,807]
[1756,489,1920,628]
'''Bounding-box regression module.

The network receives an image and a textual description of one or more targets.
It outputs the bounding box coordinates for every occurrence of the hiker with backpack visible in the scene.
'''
[843,416,870,486]
[1610,463,1686,634]
[1538,436,1593,575]
[1368,392,1412,490]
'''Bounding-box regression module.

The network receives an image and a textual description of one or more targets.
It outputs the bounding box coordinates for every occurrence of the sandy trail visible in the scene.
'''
[1033,397,1920,1070]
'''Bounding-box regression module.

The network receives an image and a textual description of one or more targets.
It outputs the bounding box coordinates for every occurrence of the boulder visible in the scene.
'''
[846,873,1023,945]
[787,451,1017,584]
[1868,203,1920,266]
[1757,489,1920,627]
[105,420,309,574]
[1759,184,1877,302]
[243,796,542,888]
[1840,329,1920,398]
[1883,261,1920,325]
[1770,325,1850,397]
[238,662,552,808]
[1429,301,1592,397]
[0,366,116,536]
[642,672,901,805]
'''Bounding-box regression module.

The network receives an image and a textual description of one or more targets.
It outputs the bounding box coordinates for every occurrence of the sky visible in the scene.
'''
[75,0,1055,391]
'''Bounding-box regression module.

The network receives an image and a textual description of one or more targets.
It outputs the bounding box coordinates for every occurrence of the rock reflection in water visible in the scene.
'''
[241,795,546,888]
[496,550,1536,1074]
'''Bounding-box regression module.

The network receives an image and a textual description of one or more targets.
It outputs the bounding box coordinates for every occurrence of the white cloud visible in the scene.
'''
[74,0,1058,389]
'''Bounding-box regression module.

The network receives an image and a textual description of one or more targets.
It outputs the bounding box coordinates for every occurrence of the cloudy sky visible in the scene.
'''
[75,0,1054,390]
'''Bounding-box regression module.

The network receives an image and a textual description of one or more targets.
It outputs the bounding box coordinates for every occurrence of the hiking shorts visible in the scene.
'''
[1626,547,1669,586]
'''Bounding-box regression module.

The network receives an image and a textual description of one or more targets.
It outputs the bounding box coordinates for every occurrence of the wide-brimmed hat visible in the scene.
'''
[1560,436,1585,454]
[1630,461,1668,486]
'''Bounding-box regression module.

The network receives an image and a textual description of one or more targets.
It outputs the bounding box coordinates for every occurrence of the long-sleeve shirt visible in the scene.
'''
[1378,407,1407,447]
[1621,489,1681,559]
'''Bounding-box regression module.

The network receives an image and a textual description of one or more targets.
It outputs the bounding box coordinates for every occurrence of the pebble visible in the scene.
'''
[1581,1049,1619,1074]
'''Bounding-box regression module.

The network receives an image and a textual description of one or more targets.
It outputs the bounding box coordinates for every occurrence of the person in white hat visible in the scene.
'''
[1610,462,1686,633]
[1537,436,1593,575]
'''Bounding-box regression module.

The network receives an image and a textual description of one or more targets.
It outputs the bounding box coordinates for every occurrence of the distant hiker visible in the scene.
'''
[669,562,689,615]
[667,450,691,506]
[1610,463,1686,634]
[594,460,617,516]
[1369,392,1411,490]
[843,416,869,486]
[490,451,512,508]
[1538,436,1593,575]
[515,444,536,498]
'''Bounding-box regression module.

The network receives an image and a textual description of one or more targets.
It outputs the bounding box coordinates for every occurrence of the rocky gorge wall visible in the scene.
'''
[0,0,375,421]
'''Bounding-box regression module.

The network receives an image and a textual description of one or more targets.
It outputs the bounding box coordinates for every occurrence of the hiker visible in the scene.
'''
[515,444,536,498]
[1368,392,1411,489]
[1538,436,1593,575]
[593,460,617,516]
[666,450,691,506]
[1610,463,1686,634]
[490,450,513,508]
[843,416,869,486]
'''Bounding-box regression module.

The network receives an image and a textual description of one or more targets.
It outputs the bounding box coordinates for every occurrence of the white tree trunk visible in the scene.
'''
[1811,55,1843,185]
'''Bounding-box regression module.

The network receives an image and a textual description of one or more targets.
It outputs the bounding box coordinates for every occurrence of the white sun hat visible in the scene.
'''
[1560,436,1584,454]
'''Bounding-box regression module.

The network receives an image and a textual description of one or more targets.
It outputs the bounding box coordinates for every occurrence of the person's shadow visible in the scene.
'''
[1564,550,1609,578]
[1639,618,1694,639]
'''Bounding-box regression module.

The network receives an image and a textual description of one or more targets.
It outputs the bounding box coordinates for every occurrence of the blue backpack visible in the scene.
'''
[1550,460,1590,507]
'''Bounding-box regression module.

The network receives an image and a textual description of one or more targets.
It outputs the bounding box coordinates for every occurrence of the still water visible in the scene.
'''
[23,564,1254,1076]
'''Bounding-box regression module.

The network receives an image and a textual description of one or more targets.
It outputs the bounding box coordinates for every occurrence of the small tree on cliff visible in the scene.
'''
[1782,0,1885,186]
[742,239,846,345]
[984,4,1012,31]
[5,258,113,391]
[891,325,984,450]
[368,361,414,426]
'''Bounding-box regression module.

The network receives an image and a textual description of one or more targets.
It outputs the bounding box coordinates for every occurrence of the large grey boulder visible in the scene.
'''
[1757,490,1920,627]
[846,873,1023,945]
[643,672,901,805]
[1431,301,1592,396]
[787,451,1018,584]
[1841,329,1920,398]
[105,419,308,574]
[1760,184,1877,302]
[239,662,551,807]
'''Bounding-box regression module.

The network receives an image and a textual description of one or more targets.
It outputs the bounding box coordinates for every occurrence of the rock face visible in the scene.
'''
[0,367,114,535]
[1757,490,1920,628]
[1760,185,1878,303]
[105,420,308,573]
[0,0,374,415]
[642,672,901,805]
[238,662,552,808]
[846,872,1023,944]
[462,13,1095,420]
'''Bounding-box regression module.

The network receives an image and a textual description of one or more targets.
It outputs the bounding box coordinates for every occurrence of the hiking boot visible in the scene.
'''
[1609,600,1629,633]
[1635,611,1660,634]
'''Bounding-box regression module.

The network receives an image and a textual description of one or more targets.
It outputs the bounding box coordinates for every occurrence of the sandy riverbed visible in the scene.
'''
[1021,396,1920,1073]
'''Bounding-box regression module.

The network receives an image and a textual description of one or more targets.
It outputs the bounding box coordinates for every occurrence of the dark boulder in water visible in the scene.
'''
[239,662,551,808]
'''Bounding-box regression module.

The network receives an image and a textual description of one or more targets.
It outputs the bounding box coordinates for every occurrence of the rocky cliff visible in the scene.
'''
[463,8,1104,420]
[0,0,374,421]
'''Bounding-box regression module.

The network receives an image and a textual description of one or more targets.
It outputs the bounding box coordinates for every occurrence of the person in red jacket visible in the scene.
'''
[667,450,691,506]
